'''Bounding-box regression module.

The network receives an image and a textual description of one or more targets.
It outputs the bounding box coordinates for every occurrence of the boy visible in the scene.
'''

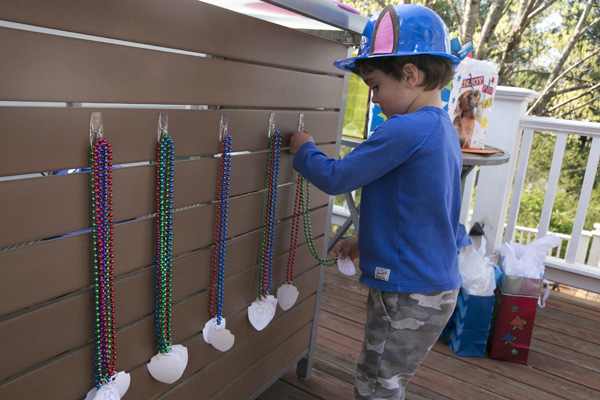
[289,5,462,400]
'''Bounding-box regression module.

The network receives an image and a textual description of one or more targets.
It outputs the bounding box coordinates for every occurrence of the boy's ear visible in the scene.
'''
[402,63,420,88]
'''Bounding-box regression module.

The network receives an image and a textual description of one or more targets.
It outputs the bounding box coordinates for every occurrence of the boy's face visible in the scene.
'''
[360,68,414,118]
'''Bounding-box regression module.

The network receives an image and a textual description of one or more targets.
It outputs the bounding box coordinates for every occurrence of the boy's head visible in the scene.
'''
[334,4,458,85]
[351,54,455,91]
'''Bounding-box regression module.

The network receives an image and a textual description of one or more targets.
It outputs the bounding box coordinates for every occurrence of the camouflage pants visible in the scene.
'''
[355,287,459,400]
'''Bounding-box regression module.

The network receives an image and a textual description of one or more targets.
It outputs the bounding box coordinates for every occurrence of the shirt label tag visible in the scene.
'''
[374,267,390,281]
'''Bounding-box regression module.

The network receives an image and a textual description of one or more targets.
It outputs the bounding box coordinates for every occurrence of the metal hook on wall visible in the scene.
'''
[158,112,168,141]
[220,113,228,142]
[268,113,276,139]
[298,113,305,132]
[89,112,104,148]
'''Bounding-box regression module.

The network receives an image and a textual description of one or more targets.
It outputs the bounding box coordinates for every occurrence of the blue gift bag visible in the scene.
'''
[444,288,496,357]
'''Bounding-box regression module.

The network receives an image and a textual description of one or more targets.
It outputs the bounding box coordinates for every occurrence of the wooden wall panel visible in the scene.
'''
[0,198,328,319]
[1,108,339,177]
[0,147,333,248]
[0,0,346,75]
[0,28,344,107]
[0,220,326,381]
[0,268,320,400]
[0,1,347,398]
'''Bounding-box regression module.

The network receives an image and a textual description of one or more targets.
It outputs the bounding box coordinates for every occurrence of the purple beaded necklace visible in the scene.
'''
[90,114,117,387]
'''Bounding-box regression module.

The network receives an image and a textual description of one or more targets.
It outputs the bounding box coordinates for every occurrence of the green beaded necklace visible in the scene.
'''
[154,114,174,355]
[89,113,117,388]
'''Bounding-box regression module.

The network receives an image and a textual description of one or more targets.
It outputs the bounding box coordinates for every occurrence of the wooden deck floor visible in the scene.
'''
[259,268,600,400]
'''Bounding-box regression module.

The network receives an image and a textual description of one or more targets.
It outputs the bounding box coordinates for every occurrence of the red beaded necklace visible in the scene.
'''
[89,113,117,388]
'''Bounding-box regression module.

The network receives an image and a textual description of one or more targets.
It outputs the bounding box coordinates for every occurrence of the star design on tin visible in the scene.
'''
[511,348,519,356]
[510,315,527,330]
[481,116,488,128]
[502,332,516,345]
[511,305,519,312]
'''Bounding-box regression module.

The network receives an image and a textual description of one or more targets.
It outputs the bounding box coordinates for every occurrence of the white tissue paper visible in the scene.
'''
[458,236,497,296]
[501,234,561,279]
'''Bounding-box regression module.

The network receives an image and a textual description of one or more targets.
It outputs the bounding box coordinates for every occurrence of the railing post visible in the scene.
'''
[470,87,539,255]
[588,223,600,267]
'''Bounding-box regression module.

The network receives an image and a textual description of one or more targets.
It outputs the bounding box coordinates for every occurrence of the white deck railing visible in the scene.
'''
[331,86,600,293]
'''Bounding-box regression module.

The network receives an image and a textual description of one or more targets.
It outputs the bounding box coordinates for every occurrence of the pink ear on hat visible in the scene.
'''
[370,5,399,56]
[372,12,394,54]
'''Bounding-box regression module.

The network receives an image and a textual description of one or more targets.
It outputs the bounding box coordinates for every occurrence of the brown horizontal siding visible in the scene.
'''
[0,0,345,75]
[0,203,328,317]
[0,266,321,400]
[0,27,344,107]
[1,108,339,177]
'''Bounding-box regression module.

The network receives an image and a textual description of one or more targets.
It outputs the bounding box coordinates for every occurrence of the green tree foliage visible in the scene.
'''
[342,1,600,235]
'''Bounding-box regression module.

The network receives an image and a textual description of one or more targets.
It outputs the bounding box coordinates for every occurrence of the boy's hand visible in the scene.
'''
[289,130,314,155]
[335,235,359,261]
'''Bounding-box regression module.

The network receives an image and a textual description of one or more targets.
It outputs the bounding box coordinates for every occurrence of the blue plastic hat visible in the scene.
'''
[334,4,459,72]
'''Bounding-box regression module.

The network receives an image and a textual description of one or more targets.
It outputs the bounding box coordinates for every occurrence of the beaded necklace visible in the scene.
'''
[209,130,232,326]
[202,114,236,352]
[298,175,337,267]
[147,114,190,382]
[258,129,281,300]
[155,122,175,354]
[90,115,117,388]
[248,115,280,331]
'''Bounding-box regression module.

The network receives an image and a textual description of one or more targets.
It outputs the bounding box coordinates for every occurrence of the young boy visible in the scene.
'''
[289,5,462,400]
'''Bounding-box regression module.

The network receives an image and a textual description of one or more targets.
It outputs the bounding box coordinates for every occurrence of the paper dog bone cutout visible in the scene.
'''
[277,284,299,311]
[248,298,276,331]
[337,256,357,276]
[147,345,188,384]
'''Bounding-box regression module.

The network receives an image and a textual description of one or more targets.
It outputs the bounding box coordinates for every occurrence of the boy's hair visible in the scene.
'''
[351,54,454,91]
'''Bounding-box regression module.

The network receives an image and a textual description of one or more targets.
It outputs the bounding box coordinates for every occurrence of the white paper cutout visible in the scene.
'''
[277,284,299,311]
[248,295,277,331]
[85,371,130,400]
[84,387,97,400]
[337,256,356,276]
[112,371,130,397]
[86,381,120,400]
[203,317,234,352]
[147,344,188,384]
[207,325,235,352]
[202,317,225,344]
[94,381,120,400]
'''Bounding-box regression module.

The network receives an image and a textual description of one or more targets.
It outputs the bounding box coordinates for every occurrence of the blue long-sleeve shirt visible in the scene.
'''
[294,106,462,293]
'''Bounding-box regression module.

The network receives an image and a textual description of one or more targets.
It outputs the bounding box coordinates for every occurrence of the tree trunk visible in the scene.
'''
[461,0,480,45]
[447,0,464,38]
[529,0,598,115]
[497,0,538,85]
[474,0,506,60]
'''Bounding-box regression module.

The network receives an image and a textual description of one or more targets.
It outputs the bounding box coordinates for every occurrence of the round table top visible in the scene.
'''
[462,145,510,167]
[341,136,510,168]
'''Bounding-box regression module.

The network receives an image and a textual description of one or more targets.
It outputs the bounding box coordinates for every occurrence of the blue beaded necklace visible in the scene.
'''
[259,129,281,300]
[90,116,117,388]
[209,131,232,326]
[155,120,175,354]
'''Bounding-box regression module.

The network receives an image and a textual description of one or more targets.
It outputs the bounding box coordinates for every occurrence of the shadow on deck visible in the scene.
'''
[259,267,600,399]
